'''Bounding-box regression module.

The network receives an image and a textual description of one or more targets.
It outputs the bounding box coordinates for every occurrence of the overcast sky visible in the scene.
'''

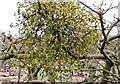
[0,0,21,36]
[0,0,119,36]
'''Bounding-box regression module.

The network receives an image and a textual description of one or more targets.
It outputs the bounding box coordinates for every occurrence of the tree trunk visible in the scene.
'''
[101,60,113,83]
[113,64,119,82]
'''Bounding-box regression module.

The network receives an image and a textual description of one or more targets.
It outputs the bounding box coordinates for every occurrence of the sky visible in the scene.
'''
[0,0,120,36]
[0,0,21,36]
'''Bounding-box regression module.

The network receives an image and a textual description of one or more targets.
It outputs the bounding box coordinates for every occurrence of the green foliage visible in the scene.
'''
[15,1,100,81]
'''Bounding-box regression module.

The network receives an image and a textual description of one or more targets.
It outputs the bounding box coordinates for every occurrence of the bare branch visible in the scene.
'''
[103,0,114,15]
[99,14,107,50]
[108,34,120,41]
[77,0,99,15]
[100,0,105,7]
[107,18,120,36]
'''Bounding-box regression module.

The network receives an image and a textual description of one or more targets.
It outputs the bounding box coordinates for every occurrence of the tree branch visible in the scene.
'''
[100,34,120,42]
[99,49,114,64]
[103,68,120,80]
[108,34,120,41]
[99,13,107,50]
[23,0,45,19]
[37,0,41,14]
[62,46,105,60]
[0,54,15,60]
